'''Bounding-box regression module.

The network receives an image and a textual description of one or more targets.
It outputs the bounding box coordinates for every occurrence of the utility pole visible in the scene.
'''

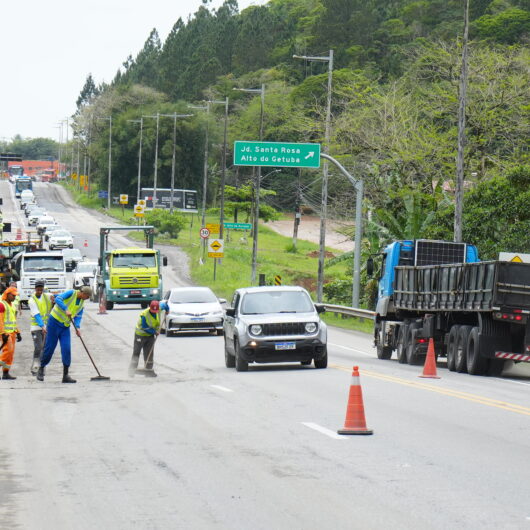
[454,0,469,243]
[293,170,302,250]
[127,118,144,202]
[294,51,334,302]
[234,85,265,284]
[154,112,160,207]
[97,115,112,209]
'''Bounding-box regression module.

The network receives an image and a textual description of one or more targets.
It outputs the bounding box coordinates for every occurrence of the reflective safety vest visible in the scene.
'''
[135,308,160,337]
[1,301,17,333]
[31,293,52,328]
[50,291,84,327]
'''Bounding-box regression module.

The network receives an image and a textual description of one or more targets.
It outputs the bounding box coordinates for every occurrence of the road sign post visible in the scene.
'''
[233,141,321,169]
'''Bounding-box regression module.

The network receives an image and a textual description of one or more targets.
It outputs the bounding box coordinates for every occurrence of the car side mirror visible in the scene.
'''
[367,257,374,277]
[163,256,168,266]
[315,304,326,314]
[225,307,235,317]
[218,298,227,305]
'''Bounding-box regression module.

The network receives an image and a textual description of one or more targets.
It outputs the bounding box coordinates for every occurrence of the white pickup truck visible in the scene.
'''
[13,251,69,303]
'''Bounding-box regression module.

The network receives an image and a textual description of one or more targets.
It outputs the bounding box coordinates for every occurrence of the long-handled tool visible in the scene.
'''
[135,314,166,376]
[69,316,110,381]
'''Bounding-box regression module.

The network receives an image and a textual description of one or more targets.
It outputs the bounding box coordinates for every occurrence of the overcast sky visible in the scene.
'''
[1,0,262,142]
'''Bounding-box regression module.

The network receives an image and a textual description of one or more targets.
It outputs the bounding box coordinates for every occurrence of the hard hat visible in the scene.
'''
[149,300,160,313]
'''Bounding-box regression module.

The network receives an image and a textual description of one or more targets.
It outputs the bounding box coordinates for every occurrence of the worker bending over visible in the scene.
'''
[29,280,53,375]
[37,286,92,383]
[0,287,22,380]
[129,300,168,377]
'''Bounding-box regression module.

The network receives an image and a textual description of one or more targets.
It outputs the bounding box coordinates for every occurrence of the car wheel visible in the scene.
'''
[49,245,54,250]
[234,338,248,372]
[224,338,235,368]
[456,325,472,373]
[69,244,73,249]
[314,347,328,369]
[466,326,488,375]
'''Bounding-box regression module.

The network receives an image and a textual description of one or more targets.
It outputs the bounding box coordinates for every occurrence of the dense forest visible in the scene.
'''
[69,0,527,267]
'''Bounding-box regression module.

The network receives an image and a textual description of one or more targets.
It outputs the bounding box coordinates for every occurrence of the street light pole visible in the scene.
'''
[97,115,112,209]
[127,118,144,202]
[294,51,334,302]
[233,85,265,284]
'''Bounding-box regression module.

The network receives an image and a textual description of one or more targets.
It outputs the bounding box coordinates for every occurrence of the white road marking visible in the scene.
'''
[329,342,372,357]
[210,385,233,393]
[492,378,530,387]
[301,422,346,440]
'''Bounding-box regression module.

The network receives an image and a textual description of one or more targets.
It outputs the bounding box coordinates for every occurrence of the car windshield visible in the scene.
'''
[170,289,217,304]
[113,253,156,268]
[241,291,314,315]
[23,256,64,272]
[76,262,96,273]
[51,231,70,237]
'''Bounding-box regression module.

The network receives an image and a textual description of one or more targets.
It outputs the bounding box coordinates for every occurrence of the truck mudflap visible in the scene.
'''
[494,351,530,362]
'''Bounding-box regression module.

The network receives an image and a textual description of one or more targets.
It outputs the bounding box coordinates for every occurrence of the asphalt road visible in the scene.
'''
[1,181,530,529]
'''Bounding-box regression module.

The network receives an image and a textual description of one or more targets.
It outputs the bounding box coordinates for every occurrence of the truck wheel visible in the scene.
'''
[234,339,248,372]
[467,326,488,375]
[375,322,392,360]
[446,325,460,371]
[396,324,408,364]
[141,301,149,309]
[406,326,422,365]
[224,339,235,368]
[106,300,114,310]
[456,325,472,373]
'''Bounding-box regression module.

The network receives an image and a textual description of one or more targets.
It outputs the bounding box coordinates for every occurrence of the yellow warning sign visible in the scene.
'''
[208,238,224,258]
[134,204,145,217]
[206,223,220,234]
[511,256,523,263]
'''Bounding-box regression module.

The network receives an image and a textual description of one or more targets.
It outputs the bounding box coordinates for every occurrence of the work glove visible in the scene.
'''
[16,333,22,342]
[2,334,8,343]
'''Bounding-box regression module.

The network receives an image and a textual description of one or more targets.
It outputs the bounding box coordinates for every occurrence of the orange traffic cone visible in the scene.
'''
[15,228,22,240]
[337,366,373,435]
[419,338,440,379]
[84,239,88,247]
[97,289,107,315]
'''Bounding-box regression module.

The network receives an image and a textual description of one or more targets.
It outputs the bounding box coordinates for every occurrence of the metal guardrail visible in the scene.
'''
[320,303,376,320]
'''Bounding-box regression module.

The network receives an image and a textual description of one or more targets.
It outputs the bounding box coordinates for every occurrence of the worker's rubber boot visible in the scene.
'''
[62,366,76,384]
[2,371,16,380]
[31,358,40,376]
[144,369,157,377]
[36,366,45,381]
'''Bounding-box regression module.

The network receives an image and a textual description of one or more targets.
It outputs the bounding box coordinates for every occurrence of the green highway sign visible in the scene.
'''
[233,141,321,169]
[224,222,252,230]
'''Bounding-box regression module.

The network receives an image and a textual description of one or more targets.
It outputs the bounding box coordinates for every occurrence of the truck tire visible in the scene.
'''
[456,325,472,373]
[106,300,114,310]
[446,325,460,371]
[141,301,149,309]
[467,326,488,375]
[375,322,392,360]
[396,324,408,364]
[406,325,422,365]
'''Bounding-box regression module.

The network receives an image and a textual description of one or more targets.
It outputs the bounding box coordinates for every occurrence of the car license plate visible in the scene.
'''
[275,342,296,350]
[191,317,205,322]
[130,290,141,295]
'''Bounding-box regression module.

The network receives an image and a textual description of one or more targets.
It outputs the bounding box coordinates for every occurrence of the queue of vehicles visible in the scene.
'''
[6,180,332,373]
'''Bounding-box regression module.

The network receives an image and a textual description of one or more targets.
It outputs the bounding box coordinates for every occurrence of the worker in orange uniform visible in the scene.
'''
[0,286,22,380]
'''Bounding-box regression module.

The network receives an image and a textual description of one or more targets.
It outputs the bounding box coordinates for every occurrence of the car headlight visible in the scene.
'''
[250,324,262,336]
[305,322,318,333]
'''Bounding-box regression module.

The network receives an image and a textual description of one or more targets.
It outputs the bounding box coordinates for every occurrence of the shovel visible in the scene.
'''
[69,316,110,381]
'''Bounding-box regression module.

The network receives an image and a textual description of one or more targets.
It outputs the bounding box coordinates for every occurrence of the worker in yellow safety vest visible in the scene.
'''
[0,286,22,379]
[28,280,53,375]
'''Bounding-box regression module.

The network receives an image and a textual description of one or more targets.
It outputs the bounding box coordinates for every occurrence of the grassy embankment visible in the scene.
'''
[65,184,372,334]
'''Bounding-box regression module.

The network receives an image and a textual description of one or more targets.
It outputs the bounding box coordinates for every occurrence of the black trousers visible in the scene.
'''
[130,333,156,370]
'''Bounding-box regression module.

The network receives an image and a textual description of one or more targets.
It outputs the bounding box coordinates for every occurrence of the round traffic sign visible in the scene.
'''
[200,228,210,239]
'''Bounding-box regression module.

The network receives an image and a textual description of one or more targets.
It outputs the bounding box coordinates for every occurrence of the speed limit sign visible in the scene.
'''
[200,227,210,239]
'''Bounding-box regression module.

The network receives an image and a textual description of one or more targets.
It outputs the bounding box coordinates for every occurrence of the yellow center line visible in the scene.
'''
[331,364,530,417]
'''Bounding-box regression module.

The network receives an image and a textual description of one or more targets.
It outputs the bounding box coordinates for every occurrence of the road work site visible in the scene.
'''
[1,181,530,530]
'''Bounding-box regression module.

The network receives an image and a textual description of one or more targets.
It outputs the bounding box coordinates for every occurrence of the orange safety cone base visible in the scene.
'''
[419,374,440,379]
[337,428,373,435]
